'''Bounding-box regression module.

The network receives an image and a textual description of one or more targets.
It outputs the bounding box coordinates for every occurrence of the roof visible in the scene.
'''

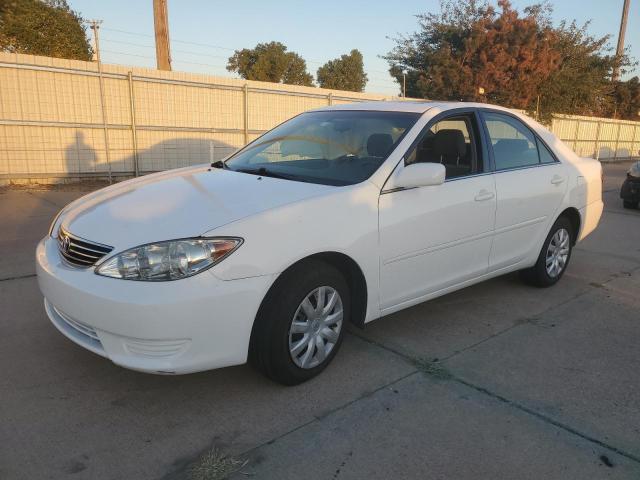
[314,100,516,115]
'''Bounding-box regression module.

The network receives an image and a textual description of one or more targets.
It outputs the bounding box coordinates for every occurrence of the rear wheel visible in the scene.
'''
[623,200,638,209]
[520,216,574,288]
[249,260,349,385]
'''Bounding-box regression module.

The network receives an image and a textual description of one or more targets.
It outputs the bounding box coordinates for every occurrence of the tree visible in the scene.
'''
[385,1,560,109]
[535,20,625,120]
[0,0,92,61]
[227,41,313,86]
[316,49,368,92]
[611,77,640,120]
[385,0,636,120]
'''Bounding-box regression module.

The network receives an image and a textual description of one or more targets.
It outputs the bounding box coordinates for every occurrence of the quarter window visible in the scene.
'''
[537,138,557,164]
[483,113,540,170]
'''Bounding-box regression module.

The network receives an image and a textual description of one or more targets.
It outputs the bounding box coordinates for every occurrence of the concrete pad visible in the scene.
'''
[0,190,57,218]
[0,278,415,480]
[0,191,85,279]
[603,269,640,307]
[27,190,87,209]
[230,373,640,480]
[577,210,640,263]
[356,262,595,363]
[0,162,638,480]
[0,191,57,279]
[444,288,640,458]
[568,247,640,285]
[602,161,633,193]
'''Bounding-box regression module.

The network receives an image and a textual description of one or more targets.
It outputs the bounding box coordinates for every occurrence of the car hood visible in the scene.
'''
[60,165,333,249]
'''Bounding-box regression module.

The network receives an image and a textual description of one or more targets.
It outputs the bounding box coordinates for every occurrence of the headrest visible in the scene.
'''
[367,133,394,158]
[433,129,466,159]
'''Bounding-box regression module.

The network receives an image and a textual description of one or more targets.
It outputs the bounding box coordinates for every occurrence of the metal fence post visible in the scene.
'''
[328,93,333,106]
[634,123,639,159]
[594,120,602,160]
[613,122,622,161]
[243,84,249,145]
[127,72,139,177]
[573,119,580,153]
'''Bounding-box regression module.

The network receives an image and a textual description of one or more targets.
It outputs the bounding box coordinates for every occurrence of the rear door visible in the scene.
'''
[480,111,568,271]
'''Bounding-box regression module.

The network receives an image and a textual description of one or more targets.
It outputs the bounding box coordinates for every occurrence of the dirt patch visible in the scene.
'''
[188,447,247,480]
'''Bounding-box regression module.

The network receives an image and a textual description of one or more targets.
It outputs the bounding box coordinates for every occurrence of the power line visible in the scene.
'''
[101,49,395,84]
[101,43,394,84]
[102,38,230,60]
[100,26,394,77]
[99,25,398,92]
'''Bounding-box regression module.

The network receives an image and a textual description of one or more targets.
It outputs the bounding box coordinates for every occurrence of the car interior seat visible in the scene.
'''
[431,129,470,178]
[492,139,537,169]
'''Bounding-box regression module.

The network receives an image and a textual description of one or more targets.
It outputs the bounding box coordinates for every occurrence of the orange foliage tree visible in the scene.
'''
[385,0,636,119]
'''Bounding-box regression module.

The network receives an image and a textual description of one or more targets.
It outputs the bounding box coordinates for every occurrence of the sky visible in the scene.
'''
[70,0,639,95]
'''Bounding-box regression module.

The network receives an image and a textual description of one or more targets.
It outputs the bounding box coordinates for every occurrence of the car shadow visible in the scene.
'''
[64,133,238,178]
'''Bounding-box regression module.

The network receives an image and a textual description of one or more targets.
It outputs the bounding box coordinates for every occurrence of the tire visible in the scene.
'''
[249,259,350,385]
[623,200,638,209]
[520,216,574,288]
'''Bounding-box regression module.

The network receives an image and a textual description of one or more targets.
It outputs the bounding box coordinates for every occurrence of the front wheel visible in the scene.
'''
[249,260,349,385]
[520,216,574,288]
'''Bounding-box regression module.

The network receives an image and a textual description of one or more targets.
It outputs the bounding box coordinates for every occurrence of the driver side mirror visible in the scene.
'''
[388,162,446,190]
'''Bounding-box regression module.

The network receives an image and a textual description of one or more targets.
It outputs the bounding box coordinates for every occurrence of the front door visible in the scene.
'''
[378,111,496,312]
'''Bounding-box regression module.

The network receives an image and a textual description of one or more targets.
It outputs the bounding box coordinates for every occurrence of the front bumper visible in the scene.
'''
[36,236,275,374]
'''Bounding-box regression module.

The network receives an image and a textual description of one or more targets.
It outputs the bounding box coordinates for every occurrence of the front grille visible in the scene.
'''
[58,227,113,267]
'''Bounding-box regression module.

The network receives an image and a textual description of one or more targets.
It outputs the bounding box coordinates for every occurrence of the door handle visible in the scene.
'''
[551,175,565,185]
[474,189,495,202]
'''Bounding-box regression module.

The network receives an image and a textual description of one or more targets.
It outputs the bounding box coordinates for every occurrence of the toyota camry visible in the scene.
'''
[36,101,604,385]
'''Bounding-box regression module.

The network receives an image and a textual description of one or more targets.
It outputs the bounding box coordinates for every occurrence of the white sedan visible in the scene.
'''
[36,102,603,385]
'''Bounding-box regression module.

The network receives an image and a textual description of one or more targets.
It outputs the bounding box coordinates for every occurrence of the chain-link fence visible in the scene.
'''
[0,52,395,183]
[551,114,640,162]
[1,52,639,184]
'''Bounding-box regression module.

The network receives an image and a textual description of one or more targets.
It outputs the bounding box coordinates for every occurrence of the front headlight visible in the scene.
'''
[95,237,242,281]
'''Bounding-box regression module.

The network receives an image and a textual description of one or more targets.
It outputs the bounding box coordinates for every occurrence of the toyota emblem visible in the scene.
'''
[62,234,71,252]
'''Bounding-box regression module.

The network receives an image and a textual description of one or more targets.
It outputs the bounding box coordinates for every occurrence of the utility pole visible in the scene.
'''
[613,0,631,81]
[88,20,102,63]
[153,0,172,71]
[88,20,113,184]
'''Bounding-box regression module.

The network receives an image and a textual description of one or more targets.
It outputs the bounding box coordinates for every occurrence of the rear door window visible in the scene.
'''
[482,112,540,170]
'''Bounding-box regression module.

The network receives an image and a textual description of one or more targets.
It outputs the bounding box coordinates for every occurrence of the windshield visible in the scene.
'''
[225,110,420,186]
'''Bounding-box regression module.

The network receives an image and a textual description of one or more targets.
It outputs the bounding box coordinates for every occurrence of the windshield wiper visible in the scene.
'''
[232,167,301,181]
